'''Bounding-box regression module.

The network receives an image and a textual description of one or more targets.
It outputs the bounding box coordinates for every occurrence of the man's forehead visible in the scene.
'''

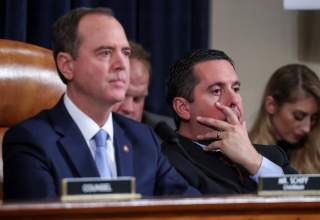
[193,59,238,82]
[79,13,114,25]
[127,83,148,96]
[78,13,113,33]
[130,71,149,84]
[130,59,150,80]
[77,14,129,47]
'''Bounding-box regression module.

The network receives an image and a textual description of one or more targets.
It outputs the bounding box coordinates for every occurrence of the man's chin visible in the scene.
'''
[110,95,126,105]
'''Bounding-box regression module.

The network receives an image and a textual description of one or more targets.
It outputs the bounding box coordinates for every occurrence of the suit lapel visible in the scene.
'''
[113,118,133,176]
[49,98,99,177]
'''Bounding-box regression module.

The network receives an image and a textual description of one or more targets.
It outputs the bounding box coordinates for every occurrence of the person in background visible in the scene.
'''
[162,49,296,195]
[2,7,199,200]
[250,64,320,173]
[112,41,175,129]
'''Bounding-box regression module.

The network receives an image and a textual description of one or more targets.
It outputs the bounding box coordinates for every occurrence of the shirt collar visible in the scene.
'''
[192,140,221,152]
[63,93,114,143]
[192,140,207,150]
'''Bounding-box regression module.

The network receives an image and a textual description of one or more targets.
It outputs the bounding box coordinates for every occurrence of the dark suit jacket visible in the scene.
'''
[162,135,297,195]
[3,99,199,200]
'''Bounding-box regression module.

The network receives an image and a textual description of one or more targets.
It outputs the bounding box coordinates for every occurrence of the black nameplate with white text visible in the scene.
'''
[258,174,320,196]
[61,177,141,201]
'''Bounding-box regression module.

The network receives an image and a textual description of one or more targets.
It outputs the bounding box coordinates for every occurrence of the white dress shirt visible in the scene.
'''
[63,94,117,177]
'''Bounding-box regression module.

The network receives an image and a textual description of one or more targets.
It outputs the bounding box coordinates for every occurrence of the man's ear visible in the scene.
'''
[172,97,191,120]
[265,95,277,114]
[56,52,74,81]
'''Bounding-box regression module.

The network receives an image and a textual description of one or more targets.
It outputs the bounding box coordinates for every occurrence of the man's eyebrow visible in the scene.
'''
[207,81,241,89]
[123,46,131,51]
[208,82,223,88]
[233,81,241,86]
[93,46,113,53]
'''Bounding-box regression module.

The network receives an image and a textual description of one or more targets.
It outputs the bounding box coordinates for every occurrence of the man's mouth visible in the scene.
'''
[109,79,126,87]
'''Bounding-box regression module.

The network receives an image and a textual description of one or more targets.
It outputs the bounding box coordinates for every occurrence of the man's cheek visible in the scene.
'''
[207,108,225,120]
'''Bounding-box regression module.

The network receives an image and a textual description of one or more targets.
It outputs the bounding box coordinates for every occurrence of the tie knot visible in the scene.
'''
[94,129,108,148]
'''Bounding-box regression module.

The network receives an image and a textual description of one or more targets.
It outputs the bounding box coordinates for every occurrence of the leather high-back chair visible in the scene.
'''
[0,39,66,197]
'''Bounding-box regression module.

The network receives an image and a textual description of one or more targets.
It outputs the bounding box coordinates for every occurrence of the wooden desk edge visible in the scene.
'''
[1,195,320,218]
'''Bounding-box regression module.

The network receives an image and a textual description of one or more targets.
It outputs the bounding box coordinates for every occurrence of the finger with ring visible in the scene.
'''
[216,131,222,139]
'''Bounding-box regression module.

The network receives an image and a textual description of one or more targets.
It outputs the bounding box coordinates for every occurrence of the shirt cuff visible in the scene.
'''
[250,156,284,183]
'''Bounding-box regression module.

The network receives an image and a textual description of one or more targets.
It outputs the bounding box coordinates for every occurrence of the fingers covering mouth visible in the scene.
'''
[231,107,241,121]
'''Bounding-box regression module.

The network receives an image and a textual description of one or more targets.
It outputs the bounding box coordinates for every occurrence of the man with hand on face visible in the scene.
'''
[2,7,198,201]
[162,49,297,194]
[112,41,176,130]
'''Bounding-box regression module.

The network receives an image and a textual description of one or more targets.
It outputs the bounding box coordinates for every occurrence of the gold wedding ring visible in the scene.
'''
[216,131,221,139]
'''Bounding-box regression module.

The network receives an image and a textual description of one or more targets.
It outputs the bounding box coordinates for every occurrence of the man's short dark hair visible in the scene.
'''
[52,7,114,84]
[166,49,235,126]
[129,41,151,76]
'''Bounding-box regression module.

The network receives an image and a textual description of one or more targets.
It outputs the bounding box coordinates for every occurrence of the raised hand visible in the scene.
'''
[196,102,262,175]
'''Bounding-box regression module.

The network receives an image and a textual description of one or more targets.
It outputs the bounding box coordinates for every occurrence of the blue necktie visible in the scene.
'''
[93,129,112,178]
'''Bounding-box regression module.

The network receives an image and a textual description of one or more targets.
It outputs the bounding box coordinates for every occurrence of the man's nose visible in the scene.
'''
[221,89,240,107]
[112,50,129,70]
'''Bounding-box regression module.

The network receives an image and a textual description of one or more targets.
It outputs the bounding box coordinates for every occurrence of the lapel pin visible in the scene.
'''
[123,145,129,153]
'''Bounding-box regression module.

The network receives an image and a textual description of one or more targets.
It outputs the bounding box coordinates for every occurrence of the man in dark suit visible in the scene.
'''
[162,49,297,194]
[2,7,198,200]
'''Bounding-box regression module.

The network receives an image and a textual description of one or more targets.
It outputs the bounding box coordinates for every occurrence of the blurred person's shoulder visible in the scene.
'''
[142,110,176,130]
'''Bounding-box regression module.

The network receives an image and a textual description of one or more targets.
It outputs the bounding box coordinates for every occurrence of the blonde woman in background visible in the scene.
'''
[250,64,320,173]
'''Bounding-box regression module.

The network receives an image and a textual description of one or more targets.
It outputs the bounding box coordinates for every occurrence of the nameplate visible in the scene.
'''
[258,174,320,196]
[60,176,141,201]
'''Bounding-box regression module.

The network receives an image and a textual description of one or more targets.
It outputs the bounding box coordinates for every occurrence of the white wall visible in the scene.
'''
[210,0,320,128]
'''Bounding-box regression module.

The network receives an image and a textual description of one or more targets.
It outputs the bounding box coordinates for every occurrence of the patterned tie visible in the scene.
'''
[93,129,112,178]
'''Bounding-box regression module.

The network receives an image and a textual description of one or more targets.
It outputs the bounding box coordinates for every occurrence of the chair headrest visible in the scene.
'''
[0,39,66,126]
